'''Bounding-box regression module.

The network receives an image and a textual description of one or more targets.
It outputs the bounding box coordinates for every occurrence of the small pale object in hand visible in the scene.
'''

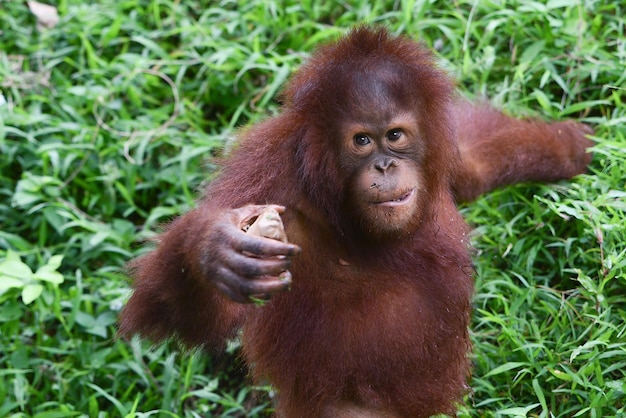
[245,207,288,242]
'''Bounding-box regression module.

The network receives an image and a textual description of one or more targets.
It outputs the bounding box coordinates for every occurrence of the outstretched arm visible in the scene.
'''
[451,101,593,203]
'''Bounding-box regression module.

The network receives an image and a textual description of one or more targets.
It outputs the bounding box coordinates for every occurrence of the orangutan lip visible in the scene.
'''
[373,188,415,207]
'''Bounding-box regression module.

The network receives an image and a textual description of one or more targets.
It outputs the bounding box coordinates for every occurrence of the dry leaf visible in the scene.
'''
[245,207,288,242]
[27,1,59,29]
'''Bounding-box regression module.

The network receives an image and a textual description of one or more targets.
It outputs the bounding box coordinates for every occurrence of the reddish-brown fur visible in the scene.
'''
[120,27,592,417]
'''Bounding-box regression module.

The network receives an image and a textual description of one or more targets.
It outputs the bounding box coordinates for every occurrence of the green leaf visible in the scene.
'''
[497,404,540,417]
[549,367,573,381]
[0,250,33,281]
[532,378,548,413]
[519,40,545,65]
[546,0,579,9]
[34,255,65,285]
[22,283,44,304]
[75,311,95,328]
[0,276,24,293]
[44,254,63,270]
[0,231,32,251]
[33,269,64,285]
[484,361,528,377]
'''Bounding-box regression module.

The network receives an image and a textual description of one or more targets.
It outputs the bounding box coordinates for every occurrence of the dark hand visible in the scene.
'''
[203,205,301,303]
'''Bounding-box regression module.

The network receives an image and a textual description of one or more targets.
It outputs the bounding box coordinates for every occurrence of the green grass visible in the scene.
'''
[0,0,624,416]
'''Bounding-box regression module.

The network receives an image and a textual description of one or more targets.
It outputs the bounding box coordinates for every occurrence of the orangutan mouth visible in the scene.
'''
[373,188,415,207]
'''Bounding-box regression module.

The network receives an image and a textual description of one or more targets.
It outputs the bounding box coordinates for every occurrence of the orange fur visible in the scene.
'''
[120,27,592,417]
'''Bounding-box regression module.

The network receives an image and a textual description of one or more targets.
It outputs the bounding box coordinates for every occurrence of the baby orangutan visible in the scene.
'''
[120,27,592,417]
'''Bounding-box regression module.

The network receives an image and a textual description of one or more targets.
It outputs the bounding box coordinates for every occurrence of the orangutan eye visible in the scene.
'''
[386,128,403,142]
[354,134,371,146]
